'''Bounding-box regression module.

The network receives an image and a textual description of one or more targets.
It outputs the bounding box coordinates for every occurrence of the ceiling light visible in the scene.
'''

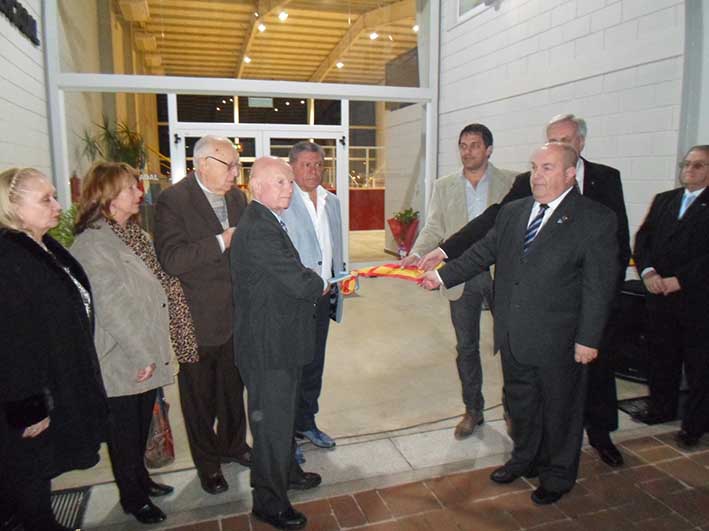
[258,23,266,32]
[243,56,252,63]
[300,100,305,104]
[285,101,290,106]
[221,99,226,104]
[274,108,279,112]
[336,61,344,69]
[278,11,288,22]
[369,31,378,40]
[254,11,259,17]
[216,106,221,111]
[229,98,234,102]
[412,24,419,32]
[388,34,393,41]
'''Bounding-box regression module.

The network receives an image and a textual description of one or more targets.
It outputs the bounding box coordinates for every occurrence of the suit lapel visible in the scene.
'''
[512,197,536,255]
[677,187,709,225]
[185,174,223,232]
[582,158,597,198]
[449,177,468,228]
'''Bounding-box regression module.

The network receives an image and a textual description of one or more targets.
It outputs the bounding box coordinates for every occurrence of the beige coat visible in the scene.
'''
[411,163,516,256]
[71,220,175,397]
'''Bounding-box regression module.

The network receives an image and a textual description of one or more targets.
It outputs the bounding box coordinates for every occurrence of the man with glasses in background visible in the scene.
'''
[155,135,252,495]
[633,145,709,448]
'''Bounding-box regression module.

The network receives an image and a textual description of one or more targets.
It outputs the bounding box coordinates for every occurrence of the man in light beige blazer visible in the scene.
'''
[402,123,516,439]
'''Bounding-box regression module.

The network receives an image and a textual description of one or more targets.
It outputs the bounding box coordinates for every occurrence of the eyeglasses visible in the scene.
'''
[206,155,242,172]
[679,161,709,170]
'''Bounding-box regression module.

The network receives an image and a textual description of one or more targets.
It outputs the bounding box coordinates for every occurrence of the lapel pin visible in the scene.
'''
[557,215,569,224]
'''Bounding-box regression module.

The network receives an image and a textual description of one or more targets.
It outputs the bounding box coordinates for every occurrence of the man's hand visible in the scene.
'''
[661,276,681,295]
[642,271,664,294]
[574,343,598,364]
[419,271,442,290]
[418,248,445,271]
[22,416,50,439]
[222,227,236,249]
[399,253,420,268]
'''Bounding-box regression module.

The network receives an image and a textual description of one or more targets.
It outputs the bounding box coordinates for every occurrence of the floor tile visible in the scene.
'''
[391,421,513,469]
[634,446,684,464]
[660,488,709,526]
[620,464,667,484]
[492,491,567,528]
[689,450,709,467]
[354,489,393,523]
[631,512,694,530]
[574,507,631,531]
[377,481,441,517]
[397,509,461,530]
[637,476,689,497]
[220,514,251,531]
[329,495,366,528]
[655,457,709,487]
[620,436,666,452]
[446,500,521,531]
[615,491,671,522]
[293,498,332,517]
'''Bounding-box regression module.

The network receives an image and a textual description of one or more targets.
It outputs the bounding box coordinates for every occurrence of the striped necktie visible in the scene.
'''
[523,204,549,254]
[279,219,288,233]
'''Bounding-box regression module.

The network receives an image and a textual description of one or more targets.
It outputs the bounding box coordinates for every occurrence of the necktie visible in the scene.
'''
[678,193,695,219]
[523,204,549,254]
[279,219,288,233]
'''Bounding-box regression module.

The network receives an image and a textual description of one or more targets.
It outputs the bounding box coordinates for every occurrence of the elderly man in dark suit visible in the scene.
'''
[154,135,251,495]
[232,156,325,531]
[421,142,618,504]
[633,145,709,448]
[418,114,630,468]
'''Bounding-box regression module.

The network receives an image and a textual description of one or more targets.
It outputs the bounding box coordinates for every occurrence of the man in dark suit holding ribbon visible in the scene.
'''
[232,156,326,530]
[421,142,618,504]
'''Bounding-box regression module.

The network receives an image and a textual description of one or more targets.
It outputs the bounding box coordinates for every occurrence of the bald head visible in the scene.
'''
[530,142,578,204]
[250,156,294,213]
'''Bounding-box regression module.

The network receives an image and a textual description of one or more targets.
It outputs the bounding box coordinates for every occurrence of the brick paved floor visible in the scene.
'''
[166,431,709,531]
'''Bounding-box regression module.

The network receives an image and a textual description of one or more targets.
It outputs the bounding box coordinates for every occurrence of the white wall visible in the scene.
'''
[0,0,51,173]
[383,103,427,251]
[438,0,685,238]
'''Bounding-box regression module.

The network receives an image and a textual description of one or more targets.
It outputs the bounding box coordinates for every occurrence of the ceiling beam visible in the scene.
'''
[236,0,292,78]
[309,0,414,82]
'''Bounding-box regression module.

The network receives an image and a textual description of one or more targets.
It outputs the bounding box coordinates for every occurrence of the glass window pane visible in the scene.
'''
[177,95,235,122]
[58,0,429,87]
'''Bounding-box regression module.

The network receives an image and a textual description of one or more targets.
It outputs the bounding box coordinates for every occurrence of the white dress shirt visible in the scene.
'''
[297,185,333,282]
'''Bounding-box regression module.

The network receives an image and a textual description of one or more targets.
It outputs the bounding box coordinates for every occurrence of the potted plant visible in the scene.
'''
[387,207,420,258]
[80,118,147,169]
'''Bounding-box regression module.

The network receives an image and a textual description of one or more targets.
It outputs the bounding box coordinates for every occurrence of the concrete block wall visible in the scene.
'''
[0,1,50,173]
[438,0,686,238]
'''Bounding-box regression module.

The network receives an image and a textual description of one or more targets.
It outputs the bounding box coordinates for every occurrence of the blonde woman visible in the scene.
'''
[72,162,198,525]
[0,167,107,531]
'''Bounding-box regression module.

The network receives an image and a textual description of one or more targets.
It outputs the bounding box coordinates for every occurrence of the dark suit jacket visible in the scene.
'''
[439,191,619,367]
[634,187,709,334]
[441,158,630,285]
[154,174,248,347]
[231,201,324,370]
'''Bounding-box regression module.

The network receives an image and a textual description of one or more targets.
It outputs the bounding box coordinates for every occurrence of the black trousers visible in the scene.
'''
[646,294,709,435]
[178,336,249,475]
[0,474,58,530]
[502,345,588,494]
[241,363,303,515]
[295,293,331,432]
[106,388,157,512]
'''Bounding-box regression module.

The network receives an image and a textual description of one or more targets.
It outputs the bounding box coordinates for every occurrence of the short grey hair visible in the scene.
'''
[288,141,325,164]
[547,113,587,140]
[543,141,579,169]
[193,135,233,162]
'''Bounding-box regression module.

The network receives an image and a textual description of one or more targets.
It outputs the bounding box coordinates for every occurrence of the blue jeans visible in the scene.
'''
[449,271,493,415]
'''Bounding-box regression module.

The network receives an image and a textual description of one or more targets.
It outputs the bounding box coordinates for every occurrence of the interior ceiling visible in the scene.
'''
[121,0,418,84]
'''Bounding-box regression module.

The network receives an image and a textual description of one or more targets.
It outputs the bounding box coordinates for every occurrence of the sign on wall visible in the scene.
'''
[0,0,40,46]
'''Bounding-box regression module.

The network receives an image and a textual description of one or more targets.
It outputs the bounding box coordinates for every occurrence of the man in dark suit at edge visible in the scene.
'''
[633,145,709,448]
[232,157,326,530]
[418,114,630,468]
[421,142,619,504]
[154,135,251,495]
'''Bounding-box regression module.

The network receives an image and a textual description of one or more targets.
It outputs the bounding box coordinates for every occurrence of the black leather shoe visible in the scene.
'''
[632,408,674,425]
[223,449,252,467]
[490,466,521,484]
[146,479,174,497]
[288,471,322,490]
[130,502,166,524]
[592,443,624,467]
[252,506,307,530]
[198,471,229,495]
[531,486,563,505]
[676,430,701,450]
